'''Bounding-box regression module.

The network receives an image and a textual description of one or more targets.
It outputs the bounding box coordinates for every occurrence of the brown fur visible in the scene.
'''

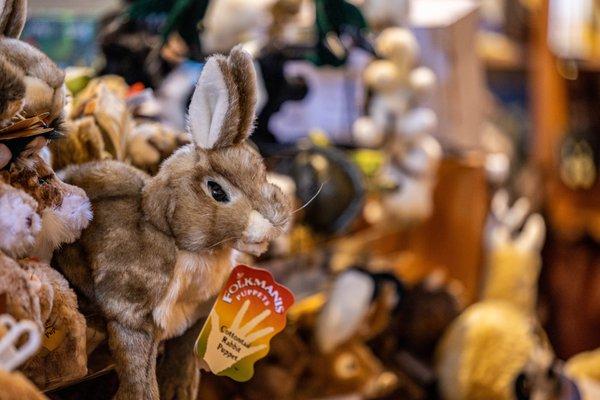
[0,37,65,121]
[0,0,27,38]
[7,152,63,212]
[53,48,291,400]
[0,251,52,330]
[0,55,25,126]
[49,117,109,170]
[19,259,87,387]
[0,369,48,400]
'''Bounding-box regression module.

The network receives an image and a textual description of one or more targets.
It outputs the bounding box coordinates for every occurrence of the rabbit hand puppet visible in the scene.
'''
[0,0,65,124]
[54,46,291,400]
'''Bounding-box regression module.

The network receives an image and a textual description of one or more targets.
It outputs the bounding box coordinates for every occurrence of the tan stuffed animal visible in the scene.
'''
[2,138,91,387]
[19,258,87,387]
[54,46,291,400]
[127,121,190,175]
[435,194,549,400]
[0,144,52,331]
[50,75,132,169]
[0,314,48,400]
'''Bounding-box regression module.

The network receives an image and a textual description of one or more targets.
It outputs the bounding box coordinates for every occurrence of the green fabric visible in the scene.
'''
[308,0,368,67]
[127,0,209,49]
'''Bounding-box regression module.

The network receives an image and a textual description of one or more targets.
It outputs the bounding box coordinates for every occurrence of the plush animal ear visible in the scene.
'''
[0,0,27,38]
[0,144,11,169]
[187,45,257,149]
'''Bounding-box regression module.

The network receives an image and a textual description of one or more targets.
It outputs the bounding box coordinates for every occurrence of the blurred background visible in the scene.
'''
[7,0,600,399]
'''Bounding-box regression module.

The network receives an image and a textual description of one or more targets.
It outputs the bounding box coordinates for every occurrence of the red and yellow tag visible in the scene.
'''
[195,265,294,382]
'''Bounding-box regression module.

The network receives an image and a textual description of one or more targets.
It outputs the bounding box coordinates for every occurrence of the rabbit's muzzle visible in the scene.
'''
[234,210,284,256]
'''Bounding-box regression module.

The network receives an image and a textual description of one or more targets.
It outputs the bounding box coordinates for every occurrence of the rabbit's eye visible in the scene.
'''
[38,176,51,185]
[207,181,229,203]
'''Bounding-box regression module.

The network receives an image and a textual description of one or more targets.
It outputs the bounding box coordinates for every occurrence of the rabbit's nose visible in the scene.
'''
[243,210,275,243]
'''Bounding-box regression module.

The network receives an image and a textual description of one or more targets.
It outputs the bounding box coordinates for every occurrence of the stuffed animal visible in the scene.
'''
[0,138,90,387]
[53,46,291,400]
[0,249,52,334]
[0,144,51,331]
[5,136,93,262]
[0,314,48,400]
[50,76,132,169]
[353,27,442,223]
[127,121,190,175]
[360,0,409,31]
[435,196,549,400]
[0,0,65,125]
[0,170,41,259]
[19,258,87,387]
[0,55,26,128]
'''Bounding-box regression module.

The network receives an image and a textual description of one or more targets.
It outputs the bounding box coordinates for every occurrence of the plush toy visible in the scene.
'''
[435,196,549,400]
[0,0,65,125]
[127,121,190,175]
[19,258,87,387]
[5,136,93,262]
[0,314,48,400]
[0,166,41,259]
[360,0,409,31]
[353,27,441,223]
[0,137,90,387]
[53,46,291,400]
[50,76,132,169]
[0,246,52,334]
[49,116,112,170]
[0,55,26,128]
[202,0,275,54]
[0,143,51,331]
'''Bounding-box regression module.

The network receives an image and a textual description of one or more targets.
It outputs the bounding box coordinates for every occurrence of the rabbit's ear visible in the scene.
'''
[227,45,257,144]
[187,45,257,149]
[0,0,27,38]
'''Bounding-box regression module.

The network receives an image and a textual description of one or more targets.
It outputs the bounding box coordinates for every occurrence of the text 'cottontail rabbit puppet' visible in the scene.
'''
[54,46,291,400]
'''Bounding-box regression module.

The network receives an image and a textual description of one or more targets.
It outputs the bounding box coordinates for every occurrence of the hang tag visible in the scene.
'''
[195,264,294,382]
[41,316,66,354]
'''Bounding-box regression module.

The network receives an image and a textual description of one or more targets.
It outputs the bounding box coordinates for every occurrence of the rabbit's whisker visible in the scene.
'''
[206,235,240,250]
[292,181,326,214]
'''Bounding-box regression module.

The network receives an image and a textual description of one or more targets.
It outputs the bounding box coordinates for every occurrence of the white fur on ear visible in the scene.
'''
[187,58,229,149]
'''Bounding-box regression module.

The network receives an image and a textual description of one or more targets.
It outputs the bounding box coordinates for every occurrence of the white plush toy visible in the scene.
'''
[353,27,442,222]
[201,0,276,54]
[360,0,410,30]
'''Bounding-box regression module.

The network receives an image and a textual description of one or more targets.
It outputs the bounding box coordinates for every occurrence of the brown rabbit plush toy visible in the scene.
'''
[54,46,291,400]
[0,0,65,123]
[1,138,91,387]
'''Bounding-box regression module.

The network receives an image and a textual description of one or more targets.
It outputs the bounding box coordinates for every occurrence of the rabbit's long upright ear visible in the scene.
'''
[0,0,27,38]
[188,45,257,149]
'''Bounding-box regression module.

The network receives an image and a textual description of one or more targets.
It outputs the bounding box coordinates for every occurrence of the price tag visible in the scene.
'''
[195,265,294,382]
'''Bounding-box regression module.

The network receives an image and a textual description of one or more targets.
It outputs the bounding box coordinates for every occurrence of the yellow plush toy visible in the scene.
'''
[436,192,550,400]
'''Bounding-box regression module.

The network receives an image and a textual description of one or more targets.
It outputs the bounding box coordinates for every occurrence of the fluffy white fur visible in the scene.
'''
[0,191,41,258]
[244,210,274,243]
[32,193,92,261]
[153,248,236,339]
[188,59,229,149]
